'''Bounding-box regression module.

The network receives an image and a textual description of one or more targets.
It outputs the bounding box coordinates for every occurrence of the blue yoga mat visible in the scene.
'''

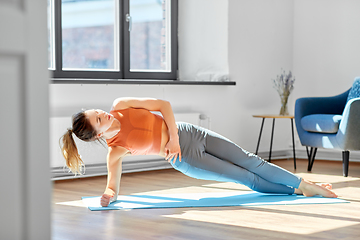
[82,191,349,211]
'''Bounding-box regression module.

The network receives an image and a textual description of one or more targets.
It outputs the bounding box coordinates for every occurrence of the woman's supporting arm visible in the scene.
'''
[101,146,128,207]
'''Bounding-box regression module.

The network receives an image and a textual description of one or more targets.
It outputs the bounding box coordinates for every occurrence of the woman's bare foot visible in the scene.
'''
[295,182,334,195]
[297,179,337,198]
[318,183,332,190]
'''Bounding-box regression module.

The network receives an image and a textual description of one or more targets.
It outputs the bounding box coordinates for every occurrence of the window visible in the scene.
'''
[48,0,178,80]
[48,0,55,70]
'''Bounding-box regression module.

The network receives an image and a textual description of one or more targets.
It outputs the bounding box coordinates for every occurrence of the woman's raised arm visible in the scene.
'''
[112,97,181,163]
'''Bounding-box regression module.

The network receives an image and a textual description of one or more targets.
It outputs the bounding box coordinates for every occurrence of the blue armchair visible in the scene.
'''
[295,77,360,177]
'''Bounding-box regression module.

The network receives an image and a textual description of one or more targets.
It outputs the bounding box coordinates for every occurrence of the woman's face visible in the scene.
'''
[85,109,115,137]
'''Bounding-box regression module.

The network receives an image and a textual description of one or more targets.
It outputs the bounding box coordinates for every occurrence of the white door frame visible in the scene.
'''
[0,1,51,239]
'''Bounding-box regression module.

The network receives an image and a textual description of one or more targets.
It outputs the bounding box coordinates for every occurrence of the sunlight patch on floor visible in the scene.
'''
[55,180,359,209]
[295,172,360,183]
[133,185,249,196]
[333,187,360,200]
[56,200,87,208]
[162,208,358,235]
[55,184,250,208]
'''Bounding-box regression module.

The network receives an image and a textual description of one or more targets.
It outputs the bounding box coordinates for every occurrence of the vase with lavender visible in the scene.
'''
[272,70,295,116]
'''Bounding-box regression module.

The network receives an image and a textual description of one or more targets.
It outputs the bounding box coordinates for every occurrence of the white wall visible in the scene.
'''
[229,0,360,162]
[228,0,295,153]
[292,0,360,160]
[293,0,360,98]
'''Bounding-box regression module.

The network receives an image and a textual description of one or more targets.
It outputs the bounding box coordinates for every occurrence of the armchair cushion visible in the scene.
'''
[346,77,360,102]
[301,114,342,133]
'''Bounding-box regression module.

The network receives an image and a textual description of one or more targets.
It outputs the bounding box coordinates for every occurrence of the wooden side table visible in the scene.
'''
[252,115,296,169]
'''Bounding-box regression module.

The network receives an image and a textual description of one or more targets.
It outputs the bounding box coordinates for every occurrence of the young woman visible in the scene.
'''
[60,98,337,207]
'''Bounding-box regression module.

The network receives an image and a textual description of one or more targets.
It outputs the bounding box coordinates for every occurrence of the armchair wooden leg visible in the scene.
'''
[342,151,349,177]
[306,147,317,171]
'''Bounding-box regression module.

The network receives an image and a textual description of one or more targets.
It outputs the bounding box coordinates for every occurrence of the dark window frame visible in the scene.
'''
[51,0,178,80]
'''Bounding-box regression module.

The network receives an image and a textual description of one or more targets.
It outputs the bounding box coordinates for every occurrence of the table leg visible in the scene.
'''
[269,118,275,162]
[291,118,296,169]
[255,118,265,155]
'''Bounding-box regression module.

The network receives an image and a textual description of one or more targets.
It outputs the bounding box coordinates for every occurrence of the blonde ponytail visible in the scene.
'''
[59,110,98,175]
[60,129,84,175]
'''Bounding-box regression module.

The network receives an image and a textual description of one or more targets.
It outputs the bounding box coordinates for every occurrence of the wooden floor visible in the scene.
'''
[52,159,360,240]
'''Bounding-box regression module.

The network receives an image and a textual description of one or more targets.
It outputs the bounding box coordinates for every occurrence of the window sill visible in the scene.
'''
[50,79,236,86]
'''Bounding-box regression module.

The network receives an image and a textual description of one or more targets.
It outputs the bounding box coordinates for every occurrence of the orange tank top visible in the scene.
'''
[106,108,163,155]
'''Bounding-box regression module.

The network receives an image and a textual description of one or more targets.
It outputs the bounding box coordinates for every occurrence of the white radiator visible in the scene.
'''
[50,112,202,180]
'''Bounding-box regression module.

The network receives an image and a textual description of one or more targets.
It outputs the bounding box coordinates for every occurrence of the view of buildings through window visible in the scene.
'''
[48,0,170,72]
[61,0,118,70]
[130,0,169,71]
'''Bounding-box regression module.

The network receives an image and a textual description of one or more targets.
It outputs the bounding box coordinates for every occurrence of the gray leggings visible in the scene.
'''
[171,122,302,194]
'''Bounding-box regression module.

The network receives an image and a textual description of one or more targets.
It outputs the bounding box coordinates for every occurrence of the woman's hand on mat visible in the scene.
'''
[101,193,114,207]
[165,138,181,164]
